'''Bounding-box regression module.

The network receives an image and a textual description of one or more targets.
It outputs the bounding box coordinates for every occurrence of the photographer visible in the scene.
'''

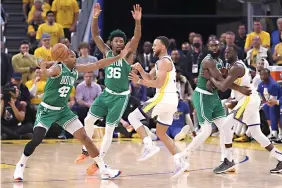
[1,84,33,140]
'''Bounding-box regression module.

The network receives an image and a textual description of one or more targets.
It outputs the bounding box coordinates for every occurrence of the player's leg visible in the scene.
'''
[74,95,106,164]
[262,104,273,137]
[65,118,121,179]
[269,105,279,139]
[14,105,55,181]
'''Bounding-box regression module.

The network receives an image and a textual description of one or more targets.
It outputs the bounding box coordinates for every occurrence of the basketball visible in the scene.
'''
[51,43,69,61]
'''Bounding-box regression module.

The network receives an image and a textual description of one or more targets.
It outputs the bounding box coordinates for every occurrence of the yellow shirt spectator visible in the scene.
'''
[23,0,34,5]
[26,80,46,105]
[34,47,52,61]
[36,23,64,46]
[274,43,282,65]
[250,48,259,67]
[27,2,51,23]
[244,31,270,50]
[51,0,79,28]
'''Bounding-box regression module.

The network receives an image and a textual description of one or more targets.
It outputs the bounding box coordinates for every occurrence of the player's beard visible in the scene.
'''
[209,51,220,59]
[153,51,160,57]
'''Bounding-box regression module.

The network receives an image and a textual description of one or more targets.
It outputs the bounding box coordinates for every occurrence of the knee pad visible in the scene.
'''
[249,126,271,148]
[128,108,146,130]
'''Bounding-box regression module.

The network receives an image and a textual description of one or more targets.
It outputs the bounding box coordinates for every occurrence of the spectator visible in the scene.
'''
[188,32,195,50]
[219,32,226,49]
[131,82,147,103]
[51,0,79,40]
[25,67,46,107]
[75,72,102,123]
[235,24,247,50]
[258,68,281,140]
[166,93,195,141]
[10,73,31,104]
[246,36,273,68]
[27,10,44,53]
[36,10,64,47]
[252,58,269,89]
[171,49,182,67]
[1,84,33,140]
[135,41,155,72]
[12,41,38,84]
[271,18,282,53]
[181,42,191,52]
[22,0,33,22]
[27,0,51,23]
[76,42,98,84]
[244,19,270,52]
[175,67,193,102]
[180,42,193,83]
[1,42,13,87]
[273,33,282,65]
[168,38,177,54]
[220,31,244,62]
[34,33,52,61]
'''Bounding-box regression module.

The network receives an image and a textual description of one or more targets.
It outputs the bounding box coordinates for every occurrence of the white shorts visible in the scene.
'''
[231,94,261,126]
[141,94,178,126]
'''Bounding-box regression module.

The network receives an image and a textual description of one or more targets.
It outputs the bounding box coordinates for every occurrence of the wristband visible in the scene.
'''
[93,16,98,19]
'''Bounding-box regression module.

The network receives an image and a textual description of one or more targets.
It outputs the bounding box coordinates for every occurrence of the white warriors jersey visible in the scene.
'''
[153,55,178,104]
[231,60,258,101]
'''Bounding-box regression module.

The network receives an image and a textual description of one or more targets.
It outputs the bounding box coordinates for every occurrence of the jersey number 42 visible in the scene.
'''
[58,86,70,97]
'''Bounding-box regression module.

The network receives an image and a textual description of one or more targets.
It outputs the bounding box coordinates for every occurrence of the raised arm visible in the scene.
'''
[40,62,61,78]
[91,3,110,55]
[129,59,170,89]
[76,42,131,73]
[128,4,142,53]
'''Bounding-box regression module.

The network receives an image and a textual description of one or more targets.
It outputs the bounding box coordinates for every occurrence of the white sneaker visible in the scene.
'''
[100,168,122,180]
[174,125,190,141]
[137,144,160,162]
[13,163,25,181]
[172,154,190,179]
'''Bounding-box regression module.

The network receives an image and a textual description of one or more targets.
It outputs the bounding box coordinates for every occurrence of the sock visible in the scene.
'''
[272,130,278,138]
[18,154,29,165]
[143,136,153,146]
[225,148,233,162]
[93,155,106,172]
[82,146,87,152]
[279,127,282,136]
[270,148,282,161]
[100,125,115,158]
[269,126,273,134]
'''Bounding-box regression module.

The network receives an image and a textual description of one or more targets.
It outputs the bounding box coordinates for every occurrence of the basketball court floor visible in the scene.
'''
[1,137,282,188]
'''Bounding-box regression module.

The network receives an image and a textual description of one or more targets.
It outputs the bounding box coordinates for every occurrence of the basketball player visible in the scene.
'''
[174,40,251,178]
[74,3,144,174]
[127,36,188,178]
[13,44,131,181]
[204,46,282,174]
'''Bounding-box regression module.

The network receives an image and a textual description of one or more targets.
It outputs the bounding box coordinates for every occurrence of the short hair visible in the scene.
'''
[238,23,246,27]
[226,45,238,55]
[225,31,235,36]
[20,40,30,46]
[193,34,203,41]
[46,10,54,17]
[78,42,89,50]
[253,19,261,23]
[182,42,189,45]
[261,68,270,75]
[156,36,170,49]
[108,29,127,42]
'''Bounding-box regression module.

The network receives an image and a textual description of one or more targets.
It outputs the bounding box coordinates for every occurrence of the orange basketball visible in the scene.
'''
[51,43,69,61]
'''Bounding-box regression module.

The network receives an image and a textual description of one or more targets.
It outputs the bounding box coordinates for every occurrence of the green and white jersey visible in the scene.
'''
[42,63,78,107]
[104,50,131,93]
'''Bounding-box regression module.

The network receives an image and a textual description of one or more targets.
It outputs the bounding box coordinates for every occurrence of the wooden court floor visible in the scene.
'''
[1,137,282,188]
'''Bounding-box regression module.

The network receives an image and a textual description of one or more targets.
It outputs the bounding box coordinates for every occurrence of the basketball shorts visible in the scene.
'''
[192,90,226,125]
[230,94,261,126]
[89,89,129,127]
[34,103,79,134]
[140,96,178,126]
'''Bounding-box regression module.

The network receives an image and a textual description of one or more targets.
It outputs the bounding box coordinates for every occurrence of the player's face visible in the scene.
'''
[224,47,235,61]
[152,39,163,57]
[111,37,125,53]
[65,50,76,66]
[257,60,265,71]
[208,40,220,54]
[259,70,269,82]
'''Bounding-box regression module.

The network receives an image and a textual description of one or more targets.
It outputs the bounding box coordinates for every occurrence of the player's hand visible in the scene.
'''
[129,71,140,83]
[201,69,211,79]
[93,3,102,18]
[131,4,142,21]
[131,62,144,73]
[266,98,278,106]
[225,99,238,109]
[238,86,252,96]
[219,67,228,78]
[206,80,215,91]
[119,42,131,59]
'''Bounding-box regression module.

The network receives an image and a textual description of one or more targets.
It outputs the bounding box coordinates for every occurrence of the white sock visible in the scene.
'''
[270,148,282,161]
[100,125,115,158]
[269,126,273,134]
[93,155,106,172]
[18,154,29,165]
[272,130,278,138]
[279,127,282,135]
[82,146,87,151]
[225,148,233,162]
[143,136,153,146]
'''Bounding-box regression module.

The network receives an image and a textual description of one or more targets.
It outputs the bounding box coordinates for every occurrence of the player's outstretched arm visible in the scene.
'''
[91,3,110,55]
[129,4,142,53]
[39,61,61,78]
[76,42,131,73]
[129,59,169,88]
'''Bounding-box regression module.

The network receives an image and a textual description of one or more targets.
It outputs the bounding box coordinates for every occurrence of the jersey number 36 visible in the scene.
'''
[107,67,121,79]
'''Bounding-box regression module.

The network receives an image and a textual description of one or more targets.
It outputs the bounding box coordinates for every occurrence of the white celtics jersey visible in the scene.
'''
[232,60,257,101]
[155,55,177,94]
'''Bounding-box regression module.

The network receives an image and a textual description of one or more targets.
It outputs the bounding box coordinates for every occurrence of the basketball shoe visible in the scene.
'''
[213,158,235,174]
[13,163,25,181]
[137,143,160,161]
[74,150,89,164]
[172,153,190,179]
[270,161,282,174]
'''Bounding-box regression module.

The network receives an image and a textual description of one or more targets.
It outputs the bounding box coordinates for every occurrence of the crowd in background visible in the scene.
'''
[1,0,282,143]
